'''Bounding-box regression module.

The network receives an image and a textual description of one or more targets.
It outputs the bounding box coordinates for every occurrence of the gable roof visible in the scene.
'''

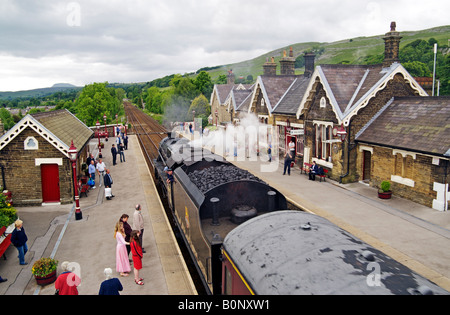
[226,84,255,113]
[356,97,450,157]
[0,109,93,158]
[272,76,311,115]
[250,75,298,115]
[296,62,428,125]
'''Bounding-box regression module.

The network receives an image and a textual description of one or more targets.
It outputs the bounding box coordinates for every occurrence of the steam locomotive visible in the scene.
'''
[155,135,448,295]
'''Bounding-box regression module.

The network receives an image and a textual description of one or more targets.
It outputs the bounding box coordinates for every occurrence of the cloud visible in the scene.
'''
[0,0,449,91]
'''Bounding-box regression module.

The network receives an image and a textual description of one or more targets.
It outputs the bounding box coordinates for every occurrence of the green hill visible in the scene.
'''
[0,84,82,100]
[204,25,450,81]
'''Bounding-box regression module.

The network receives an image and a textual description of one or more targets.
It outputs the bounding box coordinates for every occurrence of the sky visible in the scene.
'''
[0,0,449,92]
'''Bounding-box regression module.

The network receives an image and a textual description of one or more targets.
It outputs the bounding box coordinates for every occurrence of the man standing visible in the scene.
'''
[111,144,117,166]
[119,143,125,163]
[96,158,106,187]
[283,151,292,176]
[133,204,145,253]
[103,169,115,200]
[88,160,96,189]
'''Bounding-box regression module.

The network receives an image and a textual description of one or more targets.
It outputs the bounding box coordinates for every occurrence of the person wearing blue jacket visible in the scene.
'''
[10,219,28,265]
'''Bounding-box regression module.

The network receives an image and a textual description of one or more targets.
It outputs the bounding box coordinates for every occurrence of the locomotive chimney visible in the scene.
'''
[267,191,276,212]
[210,197,220,226]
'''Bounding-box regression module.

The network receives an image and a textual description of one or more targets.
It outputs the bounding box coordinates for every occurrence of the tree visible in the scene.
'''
[189,94,210,128]
[194,71,213,99]
[403,61,432,77]
[75,82,120,126]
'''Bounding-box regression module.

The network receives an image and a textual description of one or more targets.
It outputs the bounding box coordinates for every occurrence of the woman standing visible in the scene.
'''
[55,261,80,295]
[10,219,28,265]
[99,268,123,295]
[114,222,131,277]
[130,230,144,285]
[119,214,132,258]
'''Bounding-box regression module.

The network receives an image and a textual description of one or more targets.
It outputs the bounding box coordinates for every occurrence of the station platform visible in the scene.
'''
[230,156,450,291]
[0,135,196,295]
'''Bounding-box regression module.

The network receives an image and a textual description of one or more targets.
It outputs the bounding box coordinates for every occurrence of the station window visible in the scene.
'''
[314,125,332,160]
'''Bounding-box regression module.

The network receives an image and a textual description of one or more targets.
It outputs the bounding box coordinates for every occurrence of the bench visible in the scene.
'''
[301,163,312,175]
[318,169,329,182]
[0,225,12,260]
[78,180,90,198]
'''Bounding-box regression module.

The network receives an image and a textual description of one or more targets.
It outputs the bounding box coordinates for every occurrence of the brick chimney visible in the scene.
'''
[263,57,277,76]
[280,47,295,75]
[383,21,402,68]
[227,69,235,84]
[303,52,315,77]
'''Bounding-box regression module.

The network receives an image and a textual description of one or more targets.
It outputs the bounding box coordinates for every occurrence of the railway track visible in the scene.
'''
[124,101,208,293]
[124,101,168,178]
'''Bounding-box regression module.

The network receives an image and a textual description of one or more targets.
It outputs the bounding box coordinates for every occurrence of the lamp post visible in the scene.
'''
[103,114,108,142]
[96,120,102,158]
[115,114,118,136]
[68,140,82,220]
[215,109,218,127]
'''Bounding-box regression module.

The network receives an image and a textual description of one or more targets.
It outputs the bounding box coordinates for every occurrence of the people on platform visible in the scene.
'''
[10,219,28,265]
[119,142,126,163]
[86,153,95,167]
[111,144,117,166]
[55,261,81,295]
[96,158,106,187]
[99,268,123,295]
[104,169,115,200]
[133,204,145,253]
[289,138,296,155]
[122,134,129,150]
[130,230,144,285]
[114,222,131,277]
[283,151,293,176]
[120,214,132,258]
[88,160,96,189]
[309,161,318,181]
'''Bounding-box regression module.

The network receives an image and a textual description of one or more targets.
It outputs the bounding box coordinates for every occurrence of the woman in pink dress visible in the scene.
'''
[114,222,131,277]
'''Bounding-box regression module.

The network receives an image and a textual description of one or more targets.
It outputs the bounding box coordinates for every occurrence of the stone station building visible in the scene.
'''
[0,109,93,206]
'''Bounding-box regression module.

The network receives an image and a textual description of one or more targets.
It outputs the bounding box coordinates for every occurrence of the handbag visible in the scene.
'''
[88,178,95,186]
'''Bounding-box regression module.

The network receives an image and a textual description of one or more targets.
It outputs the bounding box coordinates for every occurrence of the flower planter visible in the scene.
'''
[35,270,57,286]
[378,191,392,199]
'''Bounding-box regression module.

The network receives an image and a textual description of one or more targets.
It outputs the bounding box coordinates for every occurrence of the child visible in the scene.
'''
[130,230,144,285]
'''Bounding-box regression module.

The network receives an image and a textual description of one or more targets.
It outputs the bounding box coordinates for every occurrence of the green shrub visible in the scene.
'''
[380,180,391,192]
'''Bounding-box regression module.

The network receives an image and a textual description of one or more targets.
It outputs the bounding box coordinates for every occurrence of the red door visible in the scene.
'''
[41,164,61,203]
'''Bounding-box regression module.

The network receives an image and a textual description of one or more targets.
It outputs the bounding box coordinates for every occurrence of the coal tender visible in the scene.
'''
[154,136,287,295]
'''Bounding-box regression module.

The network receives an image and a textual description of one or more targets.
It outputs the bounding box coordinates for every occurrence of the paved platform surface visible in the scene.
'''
[0,135,196,295]
[230,155,450,291]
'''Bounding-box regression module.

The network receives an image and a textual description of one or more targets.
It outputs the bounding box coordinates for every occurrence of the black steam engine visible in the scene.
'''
[155,136,287,294]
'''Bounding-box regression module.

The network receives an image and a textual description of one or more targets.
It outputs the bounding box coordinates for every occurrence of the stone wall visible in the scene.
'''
[0,127,74,206]
[358,144,449,208]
